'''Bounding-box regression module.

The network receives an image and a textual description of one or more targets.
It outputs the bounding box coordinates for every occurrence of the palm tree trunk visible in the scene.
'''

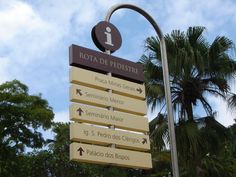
[185,100,194,121]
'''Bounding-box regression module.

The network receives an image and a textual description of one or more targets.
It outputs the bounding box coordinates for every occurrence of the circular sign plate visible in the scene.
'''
[92,21,122,53]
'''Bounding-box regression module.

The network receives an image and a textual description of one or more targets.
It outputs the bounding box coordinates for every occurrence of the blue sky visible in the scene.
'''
[0,0,236,127]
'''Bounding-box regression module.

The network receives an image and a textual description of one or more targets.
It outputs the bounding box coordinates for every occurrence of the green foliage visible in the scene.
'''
[18,121,233,177]
[0,80,147,176]
[0,80,54,176]
[151,151,171,177]
[149,115,236,177]
[141,27,236,176]
[0,80,54,152]
[141,26,236,121]
[176,120,203,170]
[149,113,169,152]
[10,123,144,177]
[46,123,144,177]
[228,93,236,109]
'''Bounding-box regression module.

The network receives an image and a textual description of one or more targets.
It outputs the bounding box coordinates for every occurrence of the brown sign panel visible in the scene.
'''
[69,44,144,83]
[70,142,152,169]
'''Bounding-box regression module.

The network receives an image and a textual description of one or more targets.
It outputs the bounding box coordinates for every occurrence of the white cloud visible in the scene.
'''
[0,0,68,91]
[0,0,56,67]
[0,0,49,44]
[0,0,126,86]
[211,96,235,127]
[154,0,236,36]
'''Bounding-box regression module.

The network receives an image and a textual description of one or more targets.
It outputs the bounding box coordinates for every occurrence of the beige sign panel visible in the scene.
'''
[70,67,145,99]
[70,123,150,151]
[70,103,149,132]
[70,142,152,169]
[70,84,147,115]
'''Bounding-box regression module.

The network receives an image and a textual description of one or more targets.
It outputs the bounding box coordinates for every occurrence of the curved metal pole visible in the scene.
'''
[105,4,179,177]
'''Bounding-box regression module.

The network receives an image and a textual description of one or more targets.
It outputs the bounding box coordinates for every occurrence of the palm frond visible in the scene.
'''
[149,114,169,151]
[228,93,236,110]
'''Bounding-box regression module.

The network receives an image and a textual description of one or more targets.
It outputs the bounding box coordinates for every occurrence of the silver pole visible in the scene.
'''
[104,4,179,177]
[160,38,179,177]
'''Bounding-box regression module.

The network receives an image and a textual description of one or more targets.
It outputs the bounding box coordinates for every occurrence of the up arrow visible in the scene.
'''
[77,108,83,116]
[76,89,83,96]
[136,87,143,94]
[77,147,84,156]
[142,138,147,144]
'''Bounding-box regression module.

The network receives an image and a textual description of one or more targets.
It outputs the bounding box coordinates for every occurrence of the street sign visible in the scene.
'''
[70,84,147,115]
[69,21,152,169]
[70,103,149,132]
[70,123,150,151]
[70,142,152,169]
[70,66,145,99]
[69,45,144,83]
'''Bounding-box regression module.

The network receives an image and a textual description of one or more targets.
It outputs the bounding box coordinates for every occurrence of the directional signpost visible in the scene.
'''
[69,13,152,169]
[70,103,149,132]
[70,67,145,99]
[70,84,147,115]
[70,143,152,169]
[70,123,150,151]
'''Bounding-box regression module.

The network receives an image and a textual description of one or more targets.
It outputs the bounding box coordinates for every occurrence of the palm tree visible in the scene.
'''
[141,26,236,176]
[142,26,236,121]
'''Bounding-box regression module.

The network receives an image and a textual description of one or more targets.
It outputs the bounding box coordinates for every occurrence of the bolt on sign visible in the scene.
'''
[69,21,152,169]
